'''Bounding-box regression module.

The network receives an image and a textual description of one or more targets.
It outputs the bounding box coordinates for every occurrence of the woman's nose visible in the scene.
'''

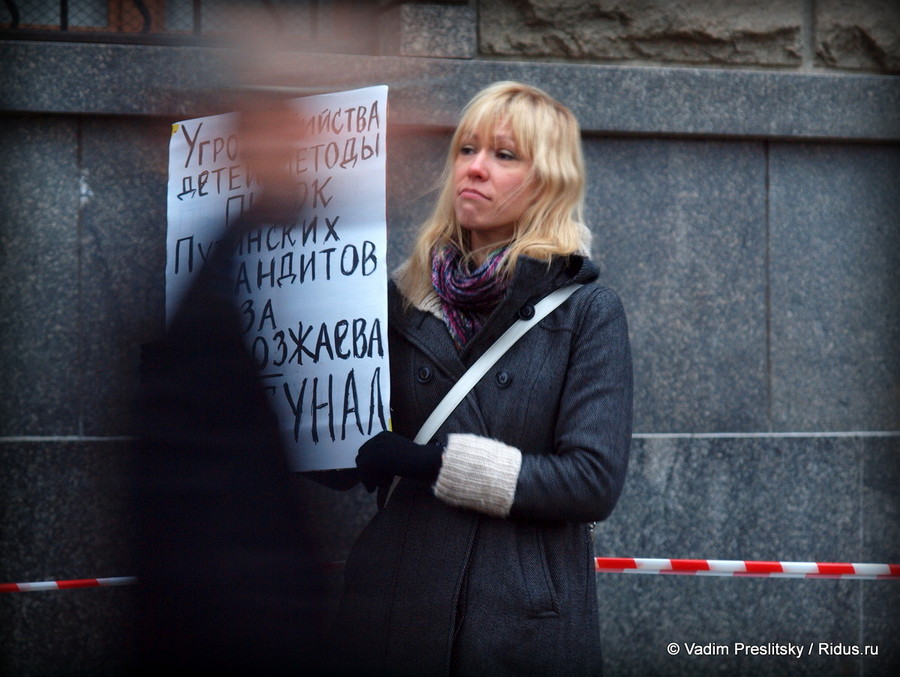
[467,151,489,178]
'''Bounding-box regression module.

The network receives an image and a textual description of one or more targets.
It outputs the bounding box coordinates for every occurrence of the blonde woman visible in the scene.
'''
[332,81,633,676]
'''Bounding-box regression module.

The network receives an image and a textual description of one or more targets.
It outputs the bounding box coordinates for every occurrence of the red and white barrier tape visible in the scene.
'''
[595,558,900,580]
[3,559,899,592]
[0,576,137,593]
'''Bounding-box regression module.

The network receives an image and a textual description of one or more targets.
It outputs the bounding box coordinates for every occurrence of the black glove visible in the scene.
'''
[355,431,443,493]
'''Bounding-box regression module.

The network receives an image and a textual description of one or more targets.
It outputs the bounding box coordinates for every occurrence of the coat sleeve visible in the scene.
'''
[433,287,633,522]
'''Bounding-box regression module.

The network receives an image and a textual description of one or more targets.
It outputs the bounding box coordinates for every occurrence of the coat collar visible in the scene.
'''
[390,254,599,369]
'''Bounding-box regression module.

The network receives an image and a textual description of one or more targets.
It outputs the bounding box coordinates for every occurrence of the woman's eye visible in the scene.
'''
[459,145,476,155]
[496,150,517,161]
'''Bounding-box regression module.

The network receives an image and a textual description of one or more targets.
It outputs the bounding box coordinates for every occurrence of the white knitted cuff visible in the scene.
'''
[433,433,523,517]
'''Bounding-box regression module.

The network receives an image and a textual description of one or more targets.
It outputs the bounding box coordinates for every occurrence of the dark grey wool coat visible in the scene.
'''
[330,254,633,676]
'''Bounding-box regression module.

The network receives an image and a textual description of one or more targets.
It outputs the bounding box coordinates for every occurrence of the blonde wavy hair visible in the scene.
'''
[397,81,589,306]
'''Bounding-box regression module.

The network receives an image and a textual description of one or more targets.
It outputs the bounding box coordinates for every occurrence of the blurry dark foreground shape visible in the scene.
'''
[132,98,329,675]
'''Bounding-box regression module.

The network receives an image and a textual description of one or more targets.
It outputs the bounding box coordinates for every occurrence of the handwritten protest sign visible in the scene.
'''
[166,86,390,471]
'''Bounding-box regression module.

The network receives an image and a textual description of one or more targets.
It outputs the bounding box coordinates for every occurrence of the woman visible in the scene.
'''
[331,81,633,676]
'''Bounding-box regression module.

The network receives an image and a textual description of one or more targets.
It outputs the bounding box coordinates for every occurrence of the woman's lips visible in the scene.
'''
[459,187,489,200]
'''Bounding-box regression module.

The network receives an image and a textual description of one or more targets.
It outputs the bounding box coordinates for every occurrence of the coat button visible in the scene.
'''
[518,304,535,320]
[415,365,433,384]
[495,370,512,388]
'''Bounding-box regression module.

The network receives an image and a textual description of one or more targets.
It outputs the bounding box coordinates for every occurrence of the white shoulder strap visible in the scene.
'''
[412,283,584,444]
[382,283,584,506]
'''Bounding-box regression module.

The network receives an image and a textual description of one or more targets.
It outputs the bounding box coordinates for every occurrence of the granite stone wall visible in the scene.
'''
[477,0,899,73]
[1,2,899,675]
[382,1,900,74]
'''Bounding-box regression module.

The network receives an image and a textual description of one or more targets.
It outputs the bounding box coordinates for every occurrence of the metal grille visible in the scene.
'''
[0,0,377,43]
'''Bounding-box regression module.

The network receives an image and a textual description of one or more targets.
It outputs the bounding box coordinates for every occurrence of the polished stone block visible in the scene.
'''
[584,138,769,433]
[861,436,900,671]
[385,127,450,268]
[0,586,135,677]
[0,440,135,672]
[0,441,135,582]
[595,434,899,676]
[598,575,863,676]
[769,143,900,431]
[0,116,82,436]
[77,118,171,436]
[598,436,864,562]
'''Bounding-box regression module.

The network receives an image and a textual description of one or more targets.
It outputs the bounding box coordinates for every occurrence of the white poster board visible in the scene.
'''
[165,86,390,471]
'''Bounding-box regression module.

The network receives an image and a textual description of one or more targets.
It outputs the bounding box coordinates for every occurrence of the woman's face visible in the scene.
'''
[453,123,534,255]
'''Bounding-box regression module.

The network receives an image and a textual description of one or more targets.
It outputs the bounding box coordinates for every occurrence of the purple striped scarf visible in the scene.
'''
[431,243,510,349]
